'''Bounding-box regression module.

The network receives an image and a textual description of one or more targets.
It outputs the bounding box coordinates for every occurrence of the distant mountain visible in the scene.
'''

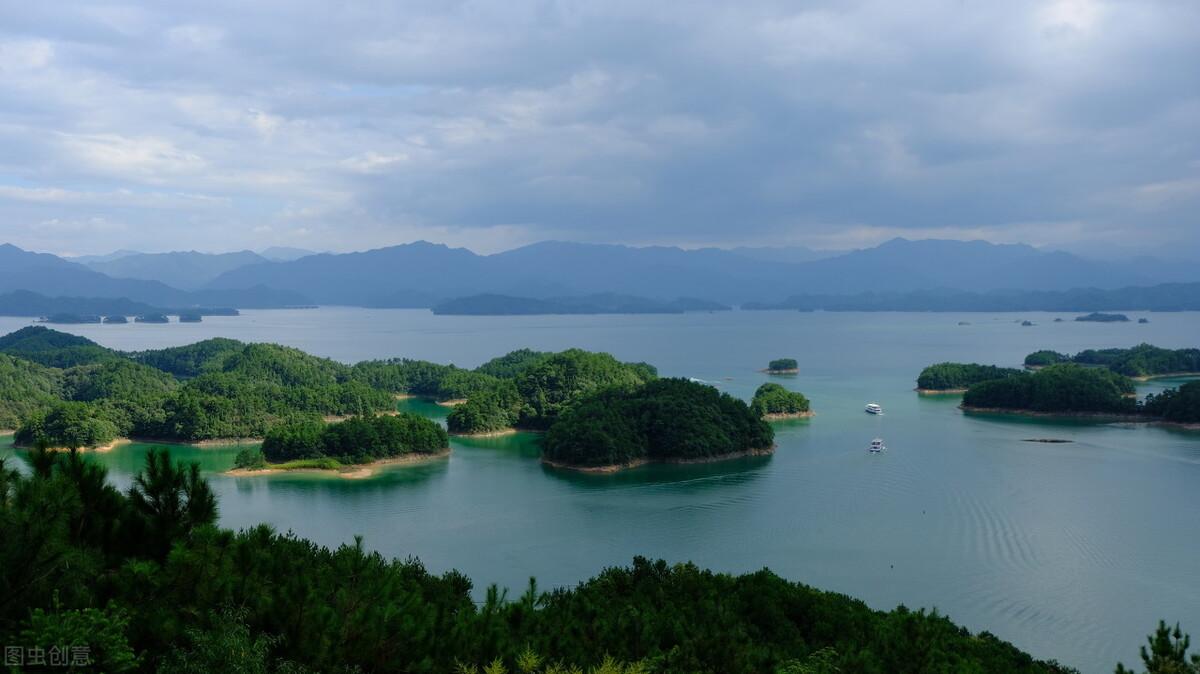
[742,282,1200,312]
[0,244,311,308]
[432,293,731,315]
[83,250,268,289]
[259,246,317,262]
[724,245,845,264]
[206,238,1182,306]
[67,249,142,264]
[0,290,158,317]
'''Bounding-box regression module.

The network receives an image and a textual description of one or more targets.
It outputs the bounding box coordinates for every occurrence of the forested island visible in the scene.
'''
[0,447,1119,672]
[1023,344,1200,378]
[917,363,1025,393]
[1075,312,1130,322]
[541,378,774,471]
[751,383,812,419]
[230,413,450,477]
[763,358,799,374]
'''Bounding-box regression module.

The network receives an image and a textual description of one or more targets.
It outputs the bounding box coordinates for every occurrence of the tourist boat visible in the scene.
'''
[869,438,885,453]
[865,403,883,415]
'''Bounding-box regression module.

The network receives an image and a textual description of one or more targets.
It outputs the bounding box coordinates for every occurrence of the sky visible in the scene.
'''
[0,0,1197,257]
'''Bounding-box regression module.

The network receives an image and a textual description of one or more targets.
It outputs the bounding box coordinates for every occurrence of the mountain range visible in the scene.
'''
[4,238,1197,312]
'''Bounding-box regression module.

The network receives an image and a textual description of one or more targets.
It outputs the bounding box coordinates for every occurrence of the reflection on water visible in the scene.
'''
[2,310,1199,673]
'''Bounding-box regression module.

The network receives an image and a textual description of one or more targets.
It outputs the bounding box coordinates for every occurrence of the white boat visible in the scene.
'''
[869,438,886,453]
[865,403,883,415]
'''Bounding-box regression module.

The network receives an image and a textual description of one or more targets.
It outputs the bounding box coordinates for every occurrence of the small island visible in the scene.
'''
[230,413,450,478]
[1138,317,1150,324]
[1021,320,1034,327]
[1024,344,1200,379]
[542,378,774,472]
[42,313,102,324]
[763,358,799,374]
[916,362,1024,394]
[751,382,813,419]
[1075,312,1130,322]
[178,312,203,323]
[103,315,129,324]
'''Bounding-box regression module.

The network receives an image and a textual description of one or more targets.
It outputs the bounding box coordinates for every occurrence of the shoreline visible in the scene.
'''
[225,447,451,479]
[12,438,132,453]
[915,387,968,395]
[450,427,522,438]
[760,368,799,375]
[1130,371,1200,382]
[435,398,467,407]
[542,445,776,474]
[762,411,815,420]
[958,406,1200,428]
[131,436,262,447]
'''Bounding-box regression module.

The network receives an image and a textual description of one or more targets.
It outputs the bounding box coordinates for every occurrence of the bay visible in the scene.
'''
[2,308,1198,673]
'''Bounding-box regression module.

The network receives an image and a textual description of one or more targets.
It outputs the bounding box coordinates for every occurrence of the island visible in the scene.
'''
[103,315,129,324]
[917,362,1025,393]
[445,349,656,435]
[750,382,813,419]
[763,358,799,374]
[1076,312,1130,322]
[1138,317,1150,324]
[1021,320,1034,326]
[1024,344,1200,379]
[541,378,774,471]
[178,312,203,323]
[135,313,170,323]
[229,413,450,478]
[42,313,101,324]
[962,363,1137,417]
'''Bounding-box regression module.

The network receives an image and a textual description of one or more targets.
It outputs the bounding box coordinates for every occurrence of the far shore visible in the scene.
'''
[762,411,815,420]
[542,445,776,474]
[915,387,968,395]
[958,406,1200,429]
[225,447,451,479]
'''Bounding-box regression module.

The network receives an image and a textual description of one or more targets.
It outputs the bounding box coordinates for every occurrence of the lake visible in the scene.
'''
[2,308,1198,673]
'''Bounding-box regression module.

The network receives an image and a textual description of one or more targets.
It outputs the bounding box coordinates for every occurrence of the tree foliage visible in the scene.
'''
[962,364,1136,414]
[1023,345,1200,378]
[751,383,811,416]
[543,378,773,468]
[768,358,798,371]
[262,413,448,464]
[917,363,1024,391]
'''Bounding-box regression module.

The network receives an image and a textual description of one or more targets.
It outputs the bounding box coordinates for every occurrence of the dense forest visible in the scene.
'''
[766,358,798,372]
[962,364,1137,414]
[260,413,448,465]
[446,349,657,434]
[1141,382,1200,423]
[917,363,1025,391]
[17,448,1190,672]
[1023,345,1200,378]
[750,383,811,417]
[542,378,773,468]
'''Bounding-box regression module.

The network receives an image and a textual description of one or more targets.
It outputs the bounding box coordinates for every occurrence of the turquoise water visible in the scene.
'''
[2,309,1199,673]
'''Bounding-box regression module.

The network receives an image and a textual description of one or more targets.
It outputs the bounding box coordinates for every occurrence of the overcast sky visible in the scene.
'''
[0,0,1197,257]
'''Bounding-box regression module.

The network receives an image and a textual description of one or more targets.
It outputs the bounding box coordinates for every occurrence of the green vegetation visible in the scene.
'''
[767,358,798,372]
[14,401,121,448]
[751,383,811,417]
[0,326,118,367]
[1116,621,1200,674]
[0,353,61,429]
[1141,382,1200,424]
[1024,345,1200,378]
[917,362,1025,391]
[962,364,1136,414]
[44,313,101,324]
[129,337,245,377]
[233,446,267,470]
[1076,312,1129,322]
[0,450,1082,673]
[262,413,448,465]
[543,378,773,468]
[474,348,551,379]
[349,358,498,401]
[1025,350,1069,367]
[447,349,657,434]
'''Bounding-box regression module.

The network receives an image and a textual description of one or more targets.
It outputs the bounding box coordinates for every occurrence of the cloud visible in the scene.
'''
[0,0,1196,256]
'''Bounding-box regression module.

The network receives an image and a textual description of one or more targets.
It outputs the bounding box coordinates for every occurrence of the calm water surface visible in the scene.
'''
[3,309,1198,673]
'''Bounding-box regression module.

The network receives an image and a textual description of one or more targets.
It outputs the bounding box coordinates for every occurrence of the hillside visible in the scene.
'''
[83,250,268,289]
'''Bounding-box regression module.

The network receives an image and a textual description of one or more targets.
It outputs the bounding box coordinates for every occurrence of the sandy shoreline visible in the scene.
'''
[1130,371,1200,382]
[435,398,467,407]
[451,427,521,438]
[131,436,262,447]
[542,445,776,473]
[915,388,968,395]
[323,410,400,422]
[760,368,800,375]
[762,411,815,420]
[225,447,451,479]
[12,438,132,453]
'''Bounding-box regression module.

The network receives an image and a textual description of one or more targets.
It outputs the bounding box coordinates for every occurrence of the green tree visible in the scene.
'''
[1115,622,1199,674]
